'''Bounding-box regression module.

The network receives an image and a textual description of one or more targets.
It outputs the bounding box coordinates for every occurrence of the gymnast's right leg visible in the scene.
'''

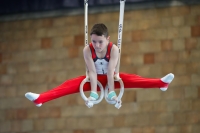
[25,75,88,107]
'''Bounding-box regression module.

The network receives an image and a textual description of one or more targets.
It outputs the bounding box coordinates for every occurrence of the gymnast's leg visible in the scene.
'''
[25,75,108,107]
[114,73,174,90]
[25,75,88,106]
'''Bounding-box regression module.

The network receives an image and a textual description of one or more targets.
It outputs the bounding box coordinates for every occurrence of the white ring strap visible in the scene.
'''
[104,0,126,109]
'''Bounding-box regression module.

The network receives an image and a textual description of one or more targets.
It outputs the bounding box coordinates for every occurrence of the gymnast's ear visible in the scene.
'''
[106,36,110,40]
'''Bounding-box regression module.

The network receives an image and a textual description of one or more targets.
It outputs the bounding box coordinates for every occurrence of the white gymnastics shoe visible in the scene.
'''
[160,73,174,91]
[25,92,42,107]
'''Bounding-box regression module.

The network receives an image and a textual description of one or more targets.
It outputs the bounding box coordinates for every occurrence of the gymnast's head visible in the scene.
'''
[90,23,110,52]
[90,23,109,37]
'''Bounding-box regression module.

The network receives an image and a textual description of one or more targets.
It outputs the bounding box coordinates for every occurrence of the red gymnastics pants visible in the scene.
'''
[34,73,168,104]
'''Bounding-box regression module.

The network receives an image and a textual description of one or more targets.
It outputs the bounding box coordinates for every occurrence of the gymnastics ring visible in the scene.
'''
[104,76,124,109]
[79,77,104,108]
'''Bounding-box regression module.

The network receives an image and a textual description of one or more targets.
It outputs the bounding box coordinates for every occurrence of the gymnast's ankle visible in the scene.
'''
[160,73,175,91]
[25,92,42,107]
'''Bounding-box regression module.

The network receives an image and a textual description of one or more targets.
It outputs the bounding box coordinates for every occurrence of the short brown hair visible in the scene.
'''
[90,23,109,37]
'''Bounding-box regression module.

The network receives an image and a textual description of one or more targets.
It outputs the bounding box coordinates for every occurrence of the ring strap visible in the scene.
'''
[90,91,99,100]
[108,91,117,100]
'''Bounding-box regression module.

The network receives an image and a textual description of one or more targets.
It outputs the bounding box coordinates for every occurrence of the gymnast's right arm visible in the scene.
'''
[83,46,98,93]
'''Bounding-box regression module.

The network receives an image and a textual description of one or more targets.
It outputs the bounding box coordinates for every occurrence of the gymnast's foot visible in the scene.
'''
[160,73,174,91]
[25,92,42,107]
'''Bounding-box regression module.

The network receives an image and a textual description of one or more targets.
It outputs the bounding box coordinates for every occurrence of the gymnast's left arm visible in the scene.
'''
[107,45,119,92]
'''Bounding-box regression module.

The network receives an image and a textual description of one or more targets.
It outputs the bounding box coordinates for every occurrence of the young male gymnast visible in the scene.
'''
[25,23,174,107]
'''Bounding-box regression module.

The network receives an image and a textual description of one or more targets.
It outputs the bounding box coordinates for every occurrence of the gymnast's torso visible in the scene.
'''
[89,42,114,74]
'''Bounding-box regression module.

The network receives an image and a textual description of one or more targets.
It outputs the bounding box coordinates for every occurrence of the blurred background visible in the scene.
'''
[0,0,200,133]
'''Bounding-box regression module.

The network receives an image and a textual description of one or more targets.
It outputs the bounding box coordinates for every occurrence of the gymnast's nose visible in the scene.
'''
[95,43,101,48]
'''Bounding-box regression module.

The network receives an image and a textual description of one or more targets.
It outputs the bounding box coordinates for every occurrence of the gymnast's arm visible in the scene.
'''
[107,45,119,92]
[83,46,97,92]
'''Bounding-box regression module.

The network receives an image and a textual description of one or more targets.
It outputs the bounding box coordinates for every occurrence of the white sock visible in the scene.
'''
[161,73,174,83]
[35,103,42,107]
[25,92,39,101]
[160,73,174,91]
[25,92,42,107]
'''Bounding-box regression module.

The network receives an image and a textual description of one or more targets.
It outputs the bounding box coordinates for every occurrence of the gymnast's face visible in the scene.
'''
[90,34,110,53]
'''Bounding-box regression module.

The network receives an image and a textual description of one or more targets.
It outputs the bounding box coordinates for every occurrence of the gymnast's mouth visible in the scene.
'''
[95,48,102,52]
